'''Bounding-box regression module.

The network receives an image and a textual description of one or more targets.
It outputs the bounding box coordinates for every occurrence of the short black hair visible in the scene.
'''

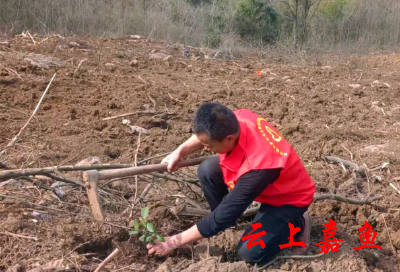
[193,102,240,141]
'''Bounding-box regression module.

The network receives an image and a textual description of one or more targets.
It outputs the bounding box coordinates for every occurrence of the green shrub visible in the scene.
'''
[129,206,165,243]
[235,0,281,43]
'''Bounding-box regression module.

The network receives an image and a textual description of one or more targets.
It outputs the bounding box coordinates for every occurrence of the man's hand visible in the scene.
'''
[147,237,178,257]
[162,135,204,172]
[161,150,182,172]
[147,225,203,257]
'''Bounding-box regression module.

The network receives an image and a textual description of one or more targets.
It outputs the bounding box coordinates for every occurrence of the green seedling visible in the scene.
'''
[129,206,165,243]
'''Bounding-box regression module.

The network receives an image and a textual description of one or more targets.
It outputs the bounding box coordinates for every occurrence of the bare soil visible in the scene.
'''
[1,33,400,272]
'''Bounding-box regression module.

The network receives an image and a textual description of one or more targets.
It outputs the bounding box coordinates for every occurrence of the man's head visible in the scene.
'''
[193,102,240,154]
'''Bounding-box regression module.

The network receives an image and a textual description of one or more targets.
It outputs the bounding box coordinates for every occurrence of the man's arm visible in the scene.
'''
[162,134,204,172]
[196,168,281,237]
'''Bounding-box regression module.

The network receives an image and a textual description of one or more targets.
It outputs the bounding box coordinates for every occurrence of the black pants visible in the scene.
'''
[198,157,308,265]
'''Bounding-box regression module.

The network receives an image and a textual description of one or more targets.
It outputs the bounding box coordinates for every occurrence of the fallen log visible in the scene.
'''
[0,156,216,180]
[0,164,134,179]
[171,194,382,218]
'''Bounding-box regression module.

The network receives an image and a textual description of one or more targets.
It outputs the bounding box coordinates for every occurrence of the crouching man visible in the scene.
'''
[147,102,315,265]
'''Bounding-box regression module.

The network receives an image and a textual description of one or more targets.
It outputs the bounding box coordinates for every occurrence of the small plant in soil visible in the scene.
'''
[129,206,165,243]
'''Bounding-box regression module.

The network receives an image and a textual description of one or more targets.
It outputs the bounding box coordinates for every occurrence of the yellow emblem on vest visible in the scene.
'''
[226,180,235,190]
[257,117,288,156]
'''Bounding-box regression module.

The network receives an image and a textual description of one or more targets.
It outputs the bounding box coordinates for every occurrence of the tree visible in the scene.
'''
[235,0,281,44]
[278,0,322,48]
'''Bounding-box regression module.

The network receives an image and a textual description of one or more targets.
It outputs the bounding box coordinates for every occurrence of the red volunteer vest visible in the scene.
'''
[219,109,315,207]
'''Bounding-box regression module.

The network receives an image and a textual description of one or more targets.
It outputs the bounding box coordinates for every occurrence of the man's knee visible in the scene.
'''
[197,157,220,182]
[236,238,280,264]
[236,240,264,264]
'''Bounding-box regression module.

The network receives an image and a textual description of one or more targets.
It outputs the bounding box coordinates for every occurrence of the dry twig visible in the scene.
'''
[102,111,156,121]
[0,64,23,81]
[389,183,400,195]
[0,194,129,229]
[74,59,87,74]
[0,73,56,158]
[1,231,38,241]
[168,93,183,104]
[138,152,170,165]
[225,81,231,98]
[341,144,354,160]
[147,94,157,109]
[129,132,142,219]
[61,142,97,165]
[171,194,202,209]
[94,248,121,272]
[26,31,36,45]
[381,214,396,256]
[246,87,271,92]
[323,155,365,176]
[258,253,325,270]
[138,75,148,84]
[150,173,200,187]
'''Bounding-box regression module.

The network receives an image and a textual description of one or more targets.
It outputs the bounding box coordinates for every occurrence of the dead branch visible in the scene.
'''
[170,205,210,217]
[246,87,271,92]
[1,231,38,241]
[20,176,55,192]
[258,252,325,270]
[340,144,354,160]
[44,173,84,188]
[150,173,200,187]
[136,183,153,204]
[0,64,23,81]
[102,111,156,121]
[138,152,170,165]
[313,194,381,204]
[0,194,129,229]
[381,214,396,256]
[389,183,400,195]
[169,194,202,209]
[0,164,135,179]
[74,59,87,74]
[121,183,153,215]
[323,155,366,176]
[147,94,157,109]
[61,142,97,165]
[225,81,231,98]
[138,75,148,85]
[173,194,382,218]
[168,93,183,104]
[26,31,36,45]
[94,248,121,272]
[0,73,56,158]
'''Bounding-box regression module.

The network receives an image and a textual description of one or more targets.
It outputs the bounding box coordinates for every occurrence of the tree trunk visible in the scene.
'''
[293,0,299,49]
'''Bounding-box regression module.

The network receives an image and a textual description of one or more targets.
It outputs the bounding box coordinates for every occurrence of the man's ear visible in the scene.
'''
[226,135,235,142]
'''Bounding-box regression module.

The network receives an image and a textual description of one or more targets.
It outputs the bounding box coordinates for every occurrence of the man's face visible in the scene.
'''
[195,133,237,154]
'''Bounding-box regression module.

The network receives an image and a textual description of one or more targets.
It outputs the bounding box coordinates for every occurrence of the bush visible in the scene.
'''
[129,206,165,244]
[235,0,281,44]
[186,0,212,5]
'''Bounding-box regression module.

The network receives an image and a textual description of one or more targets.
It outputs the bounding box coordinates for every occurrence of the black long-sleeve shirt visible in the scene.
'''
[196,168,282,238]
